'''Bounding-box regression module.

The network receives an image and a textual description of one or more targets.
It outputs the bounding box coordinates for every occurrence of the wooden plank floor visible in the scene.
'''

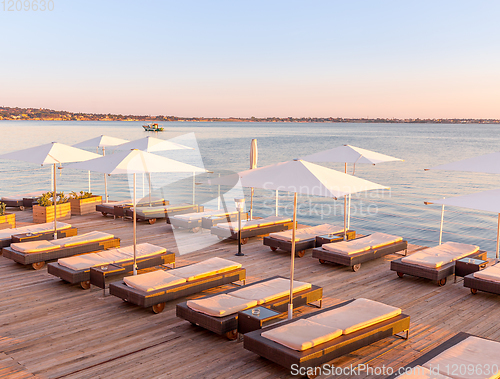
[1,208,499,379]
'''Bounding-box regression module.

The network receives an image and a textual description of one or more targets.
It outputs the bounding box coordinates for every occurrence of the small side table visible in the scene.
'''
[90,263,126,293]
[455,258,487,281]
[237,306,283,335]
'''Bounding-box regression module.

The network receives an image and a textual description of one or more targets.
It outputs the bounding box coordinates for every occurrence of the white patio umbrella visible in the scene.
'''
[113,136,193,203]
[0,142,101,238]
[66,149,207,274]
[426,188,500,258]
[426,151,500,174]
[73,135,130,201]
[249,139,258,220]
[213,159,388,319]
[302,144,402,230]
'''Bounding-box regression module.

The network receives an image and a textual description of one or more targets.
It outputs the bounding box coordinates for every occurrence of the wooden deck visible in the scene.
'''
[1,208,499,379]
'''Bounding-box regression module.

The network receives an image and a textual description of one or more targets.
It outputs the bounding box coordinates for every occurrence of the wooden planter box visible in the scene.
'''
[33,203,71,223]
[69,195,103,215]
[0,213,16,229]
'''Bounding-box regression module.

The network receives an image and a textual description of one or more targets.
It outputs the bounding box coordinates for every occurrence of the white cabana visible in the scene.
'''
[427,151,500,174]
[0,142,101,238]
[66,149,207,274]
[73,135,130,201]
[426,188,500,258]
[213,159,388,319]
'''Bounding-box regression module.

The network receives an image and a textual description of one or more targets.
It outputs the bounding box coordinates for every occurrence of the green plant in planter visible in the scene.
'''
[0,202,5,216]
[70,191,93,199]
[38,192,69,207]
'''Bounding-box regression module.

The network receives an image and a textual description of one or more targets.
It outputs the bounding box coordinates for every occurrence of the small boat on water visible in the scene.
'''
[142,123,164,132]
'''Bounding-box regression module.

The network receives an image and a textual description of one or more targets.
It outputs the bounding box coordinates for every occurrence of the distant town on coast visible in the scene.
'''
[1,106,499,124]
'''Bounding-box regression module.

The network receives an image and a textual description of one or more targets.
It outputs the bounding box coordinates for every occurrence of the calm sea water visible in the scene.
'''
[1,121,500,256]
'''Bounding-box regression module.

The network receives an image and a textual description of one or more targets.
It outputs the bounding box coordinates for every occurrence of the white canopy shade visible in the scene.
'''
[301,144,402,165]
[426,188,500,258]
[426,151,500,174]
[214,159,388,319]
[113,136,192,153]
[66,149,206,274]
[73,135,129,149]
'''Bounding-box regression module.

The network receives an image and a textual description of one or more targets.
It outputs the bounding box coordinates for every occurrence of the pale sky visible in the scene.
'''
[1,0,499,119]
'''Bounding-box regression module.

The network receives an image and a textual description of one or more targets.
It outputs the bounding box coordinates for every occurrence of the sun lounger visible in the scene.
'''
[109,257,246,314]
[244,298,409,374]
[385,332,500,379]
[176,276,323,340]
[1,191,45,209]
[464,261,500,295]
[312,232,408,271]
[123,203,204,224]
[211,216,294,244]
[391,242,487,286]
[47,243,174,289]
[96,198,167,219]
[170,209,248,232]
[0,222,76,248]
[263,224,356,258]
[2,231,120,270]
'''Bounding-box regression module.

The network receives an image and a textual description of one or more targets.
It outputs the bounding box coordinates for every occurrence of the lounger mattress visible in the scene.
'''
[322,233,403,255]
[269,223,344,242]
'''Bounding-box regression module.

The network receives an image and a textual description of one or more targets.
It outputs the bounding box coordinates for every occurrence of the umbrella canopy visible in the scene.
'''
[426,151,500,174]
[73,135,130,200]
[113,136,192,153]
[426,188,500,258]
[66,149,207,274]
[249,139,258,220]
[213,159,388,319]
[301,144,402,165]
[73,135,129,149]
[0,142,101,238]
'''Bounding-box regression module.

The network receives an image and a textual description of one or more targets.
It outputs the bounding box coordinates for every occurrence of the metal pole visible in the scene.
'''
[347,194,351,230]
[217,174,221,210]
[497,213,500,259]
[288,192,297,320]
[344,163,347,240]
[439,204,445,245]
[133,173,137,275]
[88,171,91,192]
[275,189,278,216]
[149,172,152,205]
[53,163,58,240]
[103,147,108,203]
[250,188,254,220]
[192,172,195,205]
[142,173,145,198]
[236,208,244,256]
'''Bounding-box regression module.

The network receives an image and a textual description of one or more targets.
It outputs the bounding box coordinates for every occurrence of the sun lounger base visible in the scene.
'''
[464,273,500,295]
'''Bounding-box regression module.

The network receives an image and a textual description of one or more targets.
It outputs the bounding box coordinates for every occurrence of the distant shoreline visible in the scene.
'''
[1,106,499,124]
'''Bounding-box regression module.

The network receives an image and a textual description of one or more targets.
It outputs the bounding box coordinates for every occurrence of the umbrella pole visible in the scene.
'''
[250,188,254,220]
[133,173,137,275]
[88,171,91,192]
[347,194,351,230]
[142,173,145,198]
[497,213,500,259]
[53,163,58,240]
[344,163,347,240]
[439,204,445,245]
[217,174,221,210]
[192,172,195,205]
[275,190,278,217]
[103,147,108,203]
[149,172,152,205]
[288,192,297,320]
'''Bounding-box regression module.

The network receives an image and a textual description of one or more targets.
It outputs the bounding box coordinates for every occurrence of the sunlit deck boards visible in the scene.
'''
[0,208,499,379]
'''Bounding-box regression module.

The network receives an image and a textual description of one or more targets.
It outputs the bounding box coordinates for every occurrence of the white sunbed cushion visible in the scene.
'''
[170,257,241,281]
[473,263,500,283]
[58,253,111,271]
[262,319,342,351]
[215,216,291,231]
[230,278,311,305]
[172,210,223,221]
[269,224,344,242]
[435,241,479,259]
[322,233,402,255]
[50,231,113,247]
[11,240,60,253]
[308,298,401,335]
[187,294,257,317]
[395,366,452,378]
[124,270,186,292]
[0,222,72,240]
[401,242,479,269]
[423,336,500,379]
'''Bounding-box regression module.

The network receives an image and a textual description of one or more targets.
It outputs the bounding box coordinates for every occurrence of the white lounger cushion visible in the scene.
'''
[423,336,500,379]
[50,231,113,247]
[216,216,292,231]
[230,278,311,305]
[308,298,401,335]
[11,240,60,253]
[171,257,241,281]
[395,366,452,378]
[124,270,186,292]
[0,221,71,240]
[473,263,500,282]
[187,294,257,317]
[172,209,231,221]
[322,233,402,255]
[57,243,165,271]
[401,242,479,268]
[269,224,344,242]
[262,319,342,351]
